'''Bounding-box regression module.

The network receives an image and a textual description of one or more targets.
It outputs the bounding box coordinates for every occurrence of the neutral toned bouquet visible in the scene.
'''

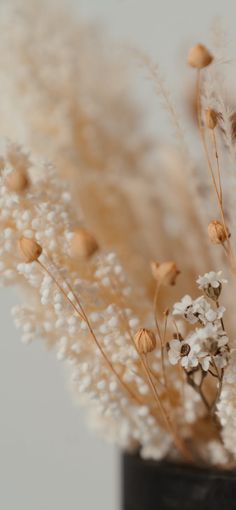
[1,0,236,469]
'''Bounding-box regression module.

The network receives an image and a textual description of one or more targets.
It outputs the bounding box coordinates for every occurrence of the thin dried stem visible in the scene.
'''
[185,369,210,412]
[196,69,236,271]
[211,129,223,203]
[142,354,194,463]
[109,274,193,460]
[211,368,224,415]
[153,283,168,388]
[37,259,143,407]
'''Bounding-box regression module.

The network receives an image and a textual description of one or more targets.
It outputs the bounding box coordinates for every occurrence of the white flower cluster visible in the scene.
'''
[0,140,171,461]
[168,272,229,372]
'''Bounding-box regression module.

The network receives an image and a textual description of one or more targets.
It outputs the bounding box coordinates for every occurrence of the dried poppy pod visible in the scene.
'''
[70,228,99,259]
[205,108,218,130]
[18,237,42,263]
[187,44,213,69]
[6,169,29,192]
[151,261,180,286]
[208,220,230,245]
[134,328,156,355]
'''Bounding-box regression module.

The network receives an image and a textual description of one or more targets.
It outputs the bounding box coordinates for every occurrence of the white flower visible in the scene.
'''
[214,354,228,369]
[197,271,227,290]
[168,321,230,373]
[197,271,227,301]
[168,337,200,370]
[173,295,198,324]
[173,295,225,326]
[199,354,211,371]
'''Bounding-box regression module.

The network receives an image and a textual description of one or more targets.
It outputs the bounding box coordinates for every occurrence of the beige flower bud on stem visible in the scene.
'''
[151,261,180,286]
[205,108,223,205]
[6,169,29,193]
[189,45,236,275]
[134,328,156,355]
[208,220,230,245]
[151,261,179,389]
[70,228,99,259]
[18,237,42,263]
[131,326,193,461]
[187,44,213,69]
[205,108,218,130]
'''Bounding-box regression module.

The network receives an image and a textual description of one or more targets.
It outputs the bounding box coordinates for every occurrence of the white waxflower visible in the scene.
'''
[168,319,230,373]
[197,271,227,301]
[193,324,229,370]
[199,354,211,371]
[173,295,225,326]
[173,295,198,324]
[168,337,201,370]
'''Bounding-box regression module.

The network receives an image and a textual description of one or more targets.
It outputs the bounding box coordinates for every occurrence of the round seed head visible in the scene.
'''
[187,44,213,69]
[151,261,180,286]
[18,237,42,263]
[6,169,29,192]
[205,108,218,129]
[134,328,156,355]
[208,221,230,245]
[70,228,99,259]
[180,344,191,357]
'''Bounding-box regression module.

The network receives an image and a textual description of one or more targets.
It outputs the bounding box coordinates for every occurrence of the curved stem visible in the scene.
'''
[37,259,142,406]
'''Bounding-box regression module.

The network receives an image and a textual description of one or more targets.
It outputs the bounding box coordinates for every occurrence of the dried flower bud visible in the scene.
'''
[6,169,29,192]
[208,220,230,245]
[151,261,180,286]
[203,283,222,301]
[187,44,213,69]
[180,344,191,357]
[70,228,99,259]
[173,332,184,341]
[205,108,218,130]
[134,328,156,355]
[18,237,42,263]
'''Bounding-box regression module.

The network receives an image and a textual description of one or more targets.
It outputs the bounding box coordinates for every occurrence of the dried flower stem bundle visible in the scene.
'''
[2,0,236,468]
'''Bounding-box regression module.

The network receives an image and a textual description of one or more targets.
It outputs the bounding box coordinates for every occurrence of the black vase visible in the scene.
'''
[122,452,236,510]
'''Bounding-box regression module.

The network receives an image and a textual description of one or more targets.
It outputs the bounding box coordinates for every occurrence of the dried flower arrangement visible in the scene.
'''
[2,0,236,469]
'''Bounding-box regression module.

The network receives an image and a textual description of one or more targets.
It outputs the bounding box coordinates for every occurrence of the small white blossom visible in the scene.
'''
[197,271,227,301]
[197,271,227,290]
[173,295,225,326]
[168,337,200,370]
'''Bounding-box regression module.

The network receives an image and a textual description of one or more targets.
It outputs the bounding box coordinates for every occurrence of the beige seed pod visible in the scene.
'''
[187,44,213,69]
[6,169,29,192]
[208,220,230,245]
[205,108,218,130]
[70,228,99,259]
[134,328,156,355]
[18,237,42,263]
[151,261,180,286]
